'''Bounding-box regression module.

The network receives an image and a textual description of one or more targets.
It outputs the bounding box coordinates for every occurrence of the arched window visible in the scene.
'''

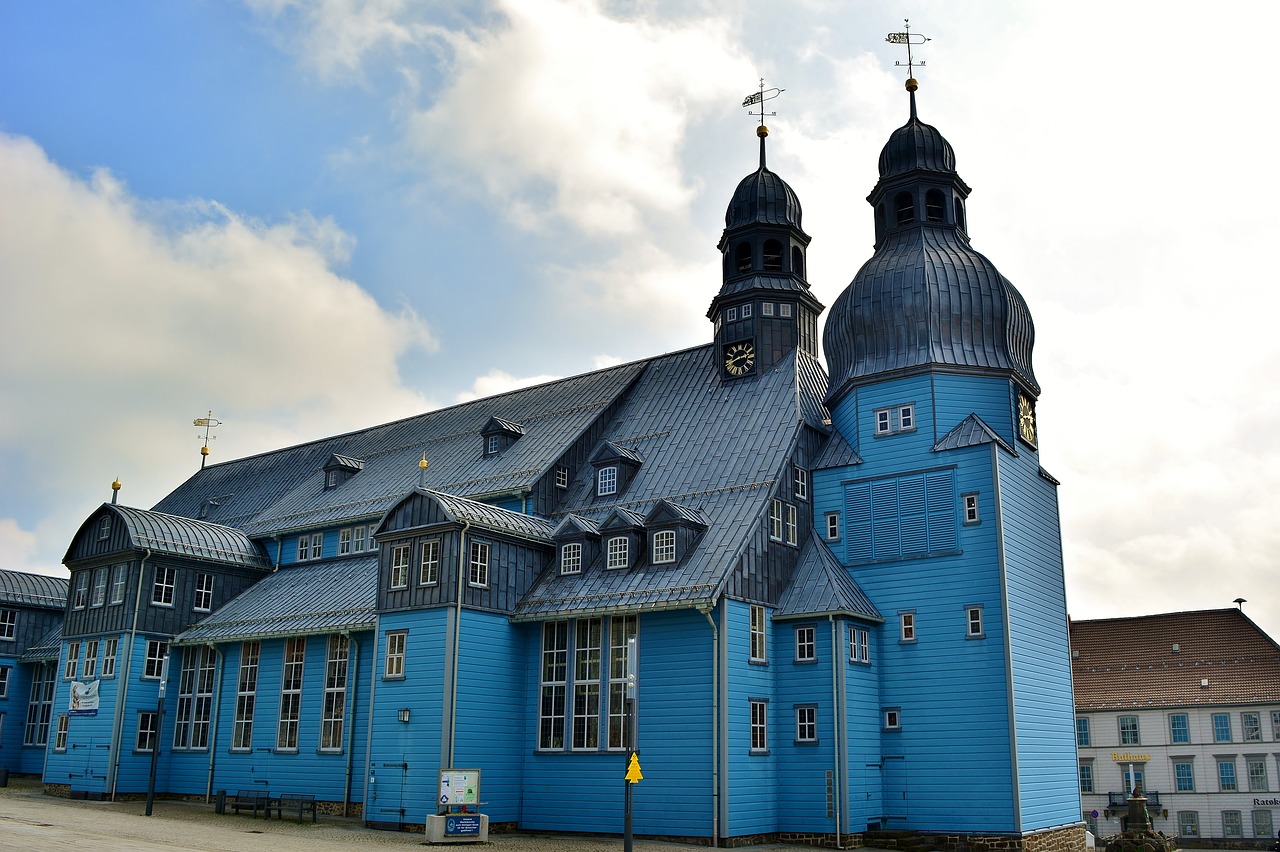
[791,246,804,278]
[735,242,752,273]
[925,189,945,223]
[954,197,967,231]
[894,192,914,226]
[762,239,783,272]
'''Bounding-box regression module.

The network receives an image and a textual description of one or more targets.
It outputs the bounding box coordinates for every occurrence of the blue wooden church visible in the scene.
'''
[21,75,1082,848]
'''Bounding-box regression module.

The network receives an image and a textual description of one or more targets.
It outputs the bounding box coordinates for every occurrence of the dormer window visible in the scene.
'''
[323,454,364,489]
[642,499,709,567]
[651,530,676,564]
[555,466,569,488]
[606,536,630,569]
[597,466,618,496]
[894,191,914,225]
[98,516,111,540]
[590,441,642,500]
[486,435,500,455]
[598,507,643,571]
[552,514,600,575]
[560,543,582,575]
[926,189,945,223]
[763,239,783,271]
[480,416,524,457]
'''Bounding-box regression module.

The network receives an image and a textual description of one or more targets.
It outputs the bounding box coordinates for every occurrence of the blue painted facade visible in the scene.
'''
[19,78,1081,847]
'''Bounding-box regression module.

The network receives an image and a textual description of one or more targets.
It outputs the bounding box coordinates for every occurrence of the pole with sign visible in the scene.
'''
[624,636,638,852]
[145,653,170,816]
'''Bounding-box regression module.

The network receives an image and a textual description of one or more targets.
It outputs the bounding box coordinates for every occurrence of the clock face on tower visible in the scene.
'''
[1017,392,1037,447]
[723,341,756,377]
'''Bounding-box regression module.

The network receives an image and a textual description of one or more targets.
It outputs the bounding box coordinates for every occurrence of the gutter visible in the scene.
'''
[362,614,380,824]
[446,520,472,767]
[699,604,721,847]
[343,631,359,816]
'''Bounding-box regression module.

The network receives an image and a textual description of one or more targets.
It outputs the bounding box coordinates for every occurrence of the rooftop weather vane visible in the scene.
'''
[742,78,784,128]
[193,410,222,469]
[885,19,930,82]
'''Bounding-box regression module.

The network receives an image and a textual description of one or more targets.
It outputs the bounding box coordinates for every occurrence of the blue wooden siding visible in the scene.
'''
[723,598,777,837]
[996,450,1080,831]
[775,618,838,834]
[843,628,884,831]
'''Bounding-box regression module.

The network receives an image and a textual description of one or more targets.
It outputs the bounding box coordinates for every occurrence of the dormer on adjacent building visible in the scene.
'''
[323,453,364,490]
[481,416,525,457]
[551,514,601,576]
[590,441,643,500]
[642,500,709,567]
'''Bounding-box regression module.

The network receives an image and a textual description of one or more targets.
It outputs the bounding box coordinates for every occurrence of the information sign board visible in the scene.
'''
[438,768,481,808]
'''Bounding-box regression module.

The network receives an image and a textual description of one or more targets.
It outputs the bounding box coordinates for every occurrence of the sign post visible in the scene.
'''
[145,653,170,817]
[624,636,638,852]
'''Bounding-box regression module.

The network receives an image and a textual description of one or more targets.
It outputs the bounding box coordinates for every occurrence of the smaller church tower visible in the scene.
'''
[708,117,823,379]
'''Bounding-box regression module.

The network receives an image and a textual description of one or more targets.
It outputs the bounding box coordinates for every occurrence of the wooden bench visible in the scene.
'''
[229,788,271,818]
[267,793,317,823]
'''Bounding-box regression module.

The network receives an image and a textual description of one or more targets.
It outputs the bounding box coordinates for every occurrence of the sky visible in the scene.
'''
[2,0,1278,643]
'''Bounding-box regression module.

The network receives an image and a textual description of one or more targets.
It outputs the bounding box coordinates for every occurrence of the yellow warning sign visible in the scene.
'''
[625,752,643,783]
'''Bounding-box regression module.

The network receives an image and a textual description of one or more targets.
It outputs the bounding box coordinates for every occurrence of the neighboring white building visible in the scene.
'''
[1072,609,1280,846]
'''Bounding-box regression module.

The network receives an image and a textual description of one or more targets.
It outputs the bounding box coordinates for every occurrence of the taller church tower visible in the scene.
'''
[813,69,1081,839]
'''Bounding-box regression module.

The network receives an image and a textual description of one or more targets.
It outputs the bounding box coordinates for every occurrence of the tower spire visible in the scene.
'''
[741,79,784,169]
[885,19,930,119]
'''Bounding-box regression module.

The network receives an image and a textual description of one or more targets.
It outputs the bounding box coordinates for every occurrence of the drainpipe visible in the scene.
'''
[343,631,359,816]
[700,604,720,847]
[830,616,844,849]
[363,614,380,823]
[110,547,151,800]
[205,644,224,801]
[272,535,282,572]
[447,521,471,768]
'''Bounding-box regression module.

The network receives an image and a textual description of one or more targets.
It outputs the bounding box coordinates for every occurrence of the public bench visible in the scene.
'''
[267,792,317,823]
[229,788,271,818]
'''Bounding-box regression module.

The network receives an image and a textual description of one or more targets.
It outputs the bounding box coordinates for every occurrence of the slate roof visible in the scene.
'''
[0,568,67,609]
[152,360,646,535]
[933,413,1016,454]
[512,346,829,621]
[71,505,270,569]
[774,531,881,621]
[21,623,63,662]
[813,432,861,469]
[1070,609,1280,711]
[416,489,555,543]
[173,557,378,646]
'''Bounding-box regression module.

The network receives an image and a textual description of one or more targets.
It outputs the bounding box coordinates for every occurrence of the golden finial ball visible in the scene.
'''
[201,445,210,456]
[905,78,919,92]
[756,125,768,138]
[112,477,122,492]
[419,457,429,470]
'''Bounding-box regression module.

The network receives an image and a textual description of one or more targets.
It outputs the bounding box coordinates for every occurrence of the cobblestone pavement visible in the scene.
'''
[0,776,828,851]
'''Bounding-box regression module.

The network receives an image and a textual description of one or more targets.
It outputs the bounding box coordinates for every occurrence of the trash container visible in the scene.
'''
[215,789,226,814]
[0,767,9,787]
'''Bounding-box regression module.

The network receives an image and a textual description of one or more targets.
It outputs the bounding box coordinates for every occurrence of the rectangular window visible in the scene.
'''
[883,708,901,730]
[762,302,775,316]
[485,434,499,455]
[54,714,69,751]
[469,541,489,587]
[24,663,55,746]
[606,536,629,569]
[796,706,817,743]
[90,568,107,607]
[1213,712,1232,742]
[539,622,568,749]
[1077,717,1091,747]
[321,634,349,752]
[353,525,367,553]
[64,642,80,680]
[779,303,792,318]
[151,565,175,606]
[726,307,737,322]
[749,604,767,663]
[73,572,88,609]
[366,525,377,550]
[390,544,410,589]
[0,609,16,641]
[825,512,840,541]
[98,516,111,540]
[750,699,768,752]
[966,605,984,638]
[561,542,583,575]
[1119,715,1140,745]
[1247,757,1268,791]
[1169,713,1190,744]
[1254,810,1275,840]
[82,639,99,679]
[741,303,752,318]
[297,532,323,562]
[1223,810,1243,838]
[1218,759,1238,791]
[1177,812,1199,838]
[109,564,126,604]
[784,503,797,545]
[173,646,215,750]
[194,573,214,612]
[651,530,675,564]
[338,528,352,555]
[276,637,305,750]
[101,638,118,678]
[900,611,916,642]
[1242,711,1262,742]
[555,466,569,488]
[849,626,870,664]
[0,665,9,698]
[384,631,406,678]
[963,493,980,524]
[419,539,440,584]
[794,467,809,501]
[597,466,618,496]
[232,641,259,751]
[795,626,815,662]
[875,409,891,434]
[572,618,601,750]
[898,404,914,430]
[768,499,783,541]
[607,615,637,750]
[136,711,158,753]
[1273,710,1280,739]
[1079,761,1094,793]
[1174,760,1195,792]
[144,640,168,679]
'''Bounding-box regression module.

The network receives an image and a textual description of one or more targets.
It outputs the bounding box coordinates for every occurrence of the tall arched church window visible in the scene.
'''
[735,242,753,273]
[791,246,804,277]
[763,240,783,272]
[894,192,914,226]
[925,189,945,223]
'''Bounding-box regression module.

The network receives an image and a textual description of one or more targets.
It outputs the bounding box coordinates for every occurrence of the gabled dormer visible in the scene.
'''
[481,416,524,457]
[551,514,601,576]
[641,499,709,567]
[323,453,364,490]
[590,441,643,499]
[597,507,645,570]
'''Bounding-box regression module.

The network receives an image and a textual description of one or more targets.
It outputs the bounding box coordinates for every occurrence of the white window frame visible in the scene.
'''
[966,605,985,638]
[353,525,367,553]
[1213,712,1232,742]
[1178,811,1200,838]
[779,303,792,318]
[651,530,675,564]
[597,466,618,497]
[64,641,80,680]
[794,467,808,501]
[883,708,901,731]
[1079,760,1094,793]
[749,604,767,663]
[109,564,126,605]
[794,626,815,662]
[762,302,775,316]
[963,493,980,524]
[768,499,783,541]
[1218,759,1238,791]
[1223,810,1244,838]
[795,705,817,743]
[785,503,798,545]
[555,466,569,489]
[1242,711,1262,742]
[151,565,175,607]
[101,638,118,678]
[0,665,9,698]
[468,541,489,587]
[136,711,158,753]
[338,528,352,555]
[173,646,215,750]
[749,699,768,752]
[419,539,440,585]
[384,631,407,679]
[825,512,840,541]
[849,626,870,664]
[276,637,305,751]
[1246,756,1268,792]
[1119,714,1141,745]
[390,544,411,589]
[898,403,914,430]
[485,434,500,455]
[726,306,737,322]
[1174,759,1195,792]
[572,618,602,750]
[24,663,55,746]
[231,641,259,751]
[900,611,916,643]
[538,621,567,750]
[97,516,111,540]
[607,616,637,750]
[320,634,349,752]
[90,568,107,607]
[875,408,892,434]
[83,639,99,679]
[0,608,15,641]
[194,573,214,612]
[741,303,753,318]
[1252,810,1274,840]
[73,572,88,609]
[143,640,168,679]
[560,542,583,575]
[606,536,629,570]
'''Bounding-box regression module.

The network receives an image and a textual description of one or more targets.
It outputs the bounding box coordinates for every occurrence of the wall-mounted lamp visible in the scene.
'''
[397,708,411,723]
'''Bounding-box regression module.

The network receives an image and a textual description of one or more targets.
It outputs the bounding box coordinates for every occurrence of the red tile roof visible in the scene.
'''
[1070,609,1280,711]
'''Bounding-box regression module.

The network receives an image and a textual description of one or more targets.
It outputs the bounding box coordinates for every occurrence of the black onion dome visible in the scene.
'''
[877,114,957,177]
[823,227,1039,406]
[725,167,804,231]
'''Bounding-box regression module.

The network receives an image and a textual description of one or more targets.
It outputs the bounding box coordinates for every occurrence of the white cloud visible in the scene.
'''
[455,369,564,403]
[244,0,425,81]
[0,133,436,572]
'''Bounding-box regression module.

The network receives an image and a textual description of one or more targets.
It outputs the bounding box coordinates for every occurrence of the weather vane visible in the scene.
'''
[741,78,784,127]
[885,19,930,81]
[193,410,222,469]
